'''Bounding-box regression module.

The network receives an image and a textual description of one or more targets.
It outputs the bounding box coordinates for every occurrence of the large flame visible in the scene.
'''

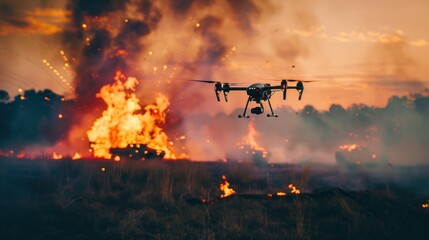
[87,71,176,159]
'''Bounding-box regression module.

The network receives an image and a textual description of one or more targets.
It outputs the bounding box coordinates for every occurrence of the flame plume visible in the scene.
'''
[87,71,176,159]
[245,119,263,151]
[238,119,270,159]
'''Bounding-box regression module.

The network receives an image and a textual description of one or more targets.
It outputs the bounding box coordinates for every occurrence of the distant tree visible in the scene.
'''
[413,94,429,114]
[0,90,9,103]
[328,104,347,117]
[301,105,318,116]
[386,96,409,112]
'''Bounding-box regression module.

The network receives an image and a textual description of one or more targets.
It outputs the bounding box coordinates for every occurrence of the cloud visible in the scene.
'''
[284,26,428,47]
[409,39,429,47]
[0,3,70,36]
[363,79,429,92]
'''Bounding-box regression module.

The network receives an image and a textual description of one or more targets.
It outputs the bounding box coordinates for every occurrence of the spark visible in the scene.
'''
[41,59,73,90]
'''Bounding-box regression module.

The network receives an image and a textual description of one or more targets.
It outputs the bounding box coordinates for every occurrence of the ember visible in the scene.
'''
[289,184,301,195]
[336,142,386,168]
[339,144,358,152]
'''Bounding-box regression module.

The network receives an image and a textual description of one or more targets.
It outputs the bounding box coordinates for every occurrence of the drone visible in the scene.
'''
[191,79,313,118]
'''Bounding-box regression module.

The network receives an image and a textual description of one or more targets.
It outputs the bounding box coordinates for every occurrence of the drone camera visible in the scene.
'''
[251,107,264,115]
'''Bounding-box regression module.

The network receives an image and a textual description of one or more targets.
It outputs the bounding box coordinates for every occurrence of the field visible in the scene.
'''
[1,157,429,240]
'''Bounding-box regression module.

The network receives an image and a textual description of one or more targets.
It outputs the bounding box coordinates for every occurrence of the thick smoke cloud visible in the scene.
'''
[63,0,161,106]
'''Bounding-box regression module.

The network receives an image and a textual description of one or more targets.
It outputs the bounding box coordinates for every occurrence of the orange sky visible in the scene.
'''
[1,0,428,110]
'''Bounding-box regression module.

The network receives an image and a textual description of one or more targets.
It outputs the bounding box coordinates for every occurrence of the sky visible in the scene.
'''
[1,0,429,111]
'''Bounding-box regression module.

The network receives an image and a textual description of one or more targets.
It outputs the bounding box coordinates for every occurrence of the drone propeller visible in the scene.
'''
[190,79,244,102]
[190,80,219,84]
[190,80,244,86]
[275,79,317,83]
[280,79,317,83]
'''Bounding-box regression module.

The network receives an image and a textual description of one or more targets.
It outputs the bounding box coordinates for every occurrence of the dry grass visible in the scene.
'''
[0,158,429,240]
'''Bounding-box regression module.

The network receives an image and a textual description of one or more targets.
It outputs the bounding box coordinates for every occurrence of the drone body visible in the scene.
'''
[192,79,309,118]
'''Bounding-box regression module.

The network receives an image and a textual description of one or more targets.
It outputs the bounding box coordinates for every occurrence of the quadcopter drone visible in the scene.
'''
[191,79,312,118]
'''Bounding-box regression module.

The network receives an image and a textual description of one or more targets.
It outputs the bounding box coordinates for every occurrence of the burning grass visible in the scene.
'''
[1,157,429,239]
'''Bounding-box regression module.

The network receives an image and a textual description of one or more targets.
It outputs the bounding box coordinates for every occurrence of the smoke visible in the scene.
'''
[62,0,270,105]
[363,31,419,90]
[63,0,161,105]
[184,90,429,165]
[1,86,427,167]
[0,2,31,28]
[55,0,279,158]
[3,0,426,167]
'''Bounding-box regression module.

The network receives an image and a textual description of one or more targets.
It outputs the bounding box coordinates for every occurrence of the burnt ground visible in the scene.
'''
[0,157,429,240]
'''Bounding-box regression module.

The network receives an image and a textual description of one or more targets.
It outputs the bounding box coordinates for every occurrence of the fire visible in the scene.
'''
[276,192,287,196]
[220,175,236,198]
[422,199,429,209]
[72,152,81,160]
[87,71,176,159]
[52,152,63,160]
[288,183,301,194]
[244,119,264,151]
[235,119,270,161]
[339,144,358,152]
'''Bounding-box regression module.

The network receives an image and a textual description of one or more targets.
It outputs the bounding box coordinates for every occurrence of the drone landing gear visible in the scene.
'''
[266,98,278,117]
[238,96,251,118]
